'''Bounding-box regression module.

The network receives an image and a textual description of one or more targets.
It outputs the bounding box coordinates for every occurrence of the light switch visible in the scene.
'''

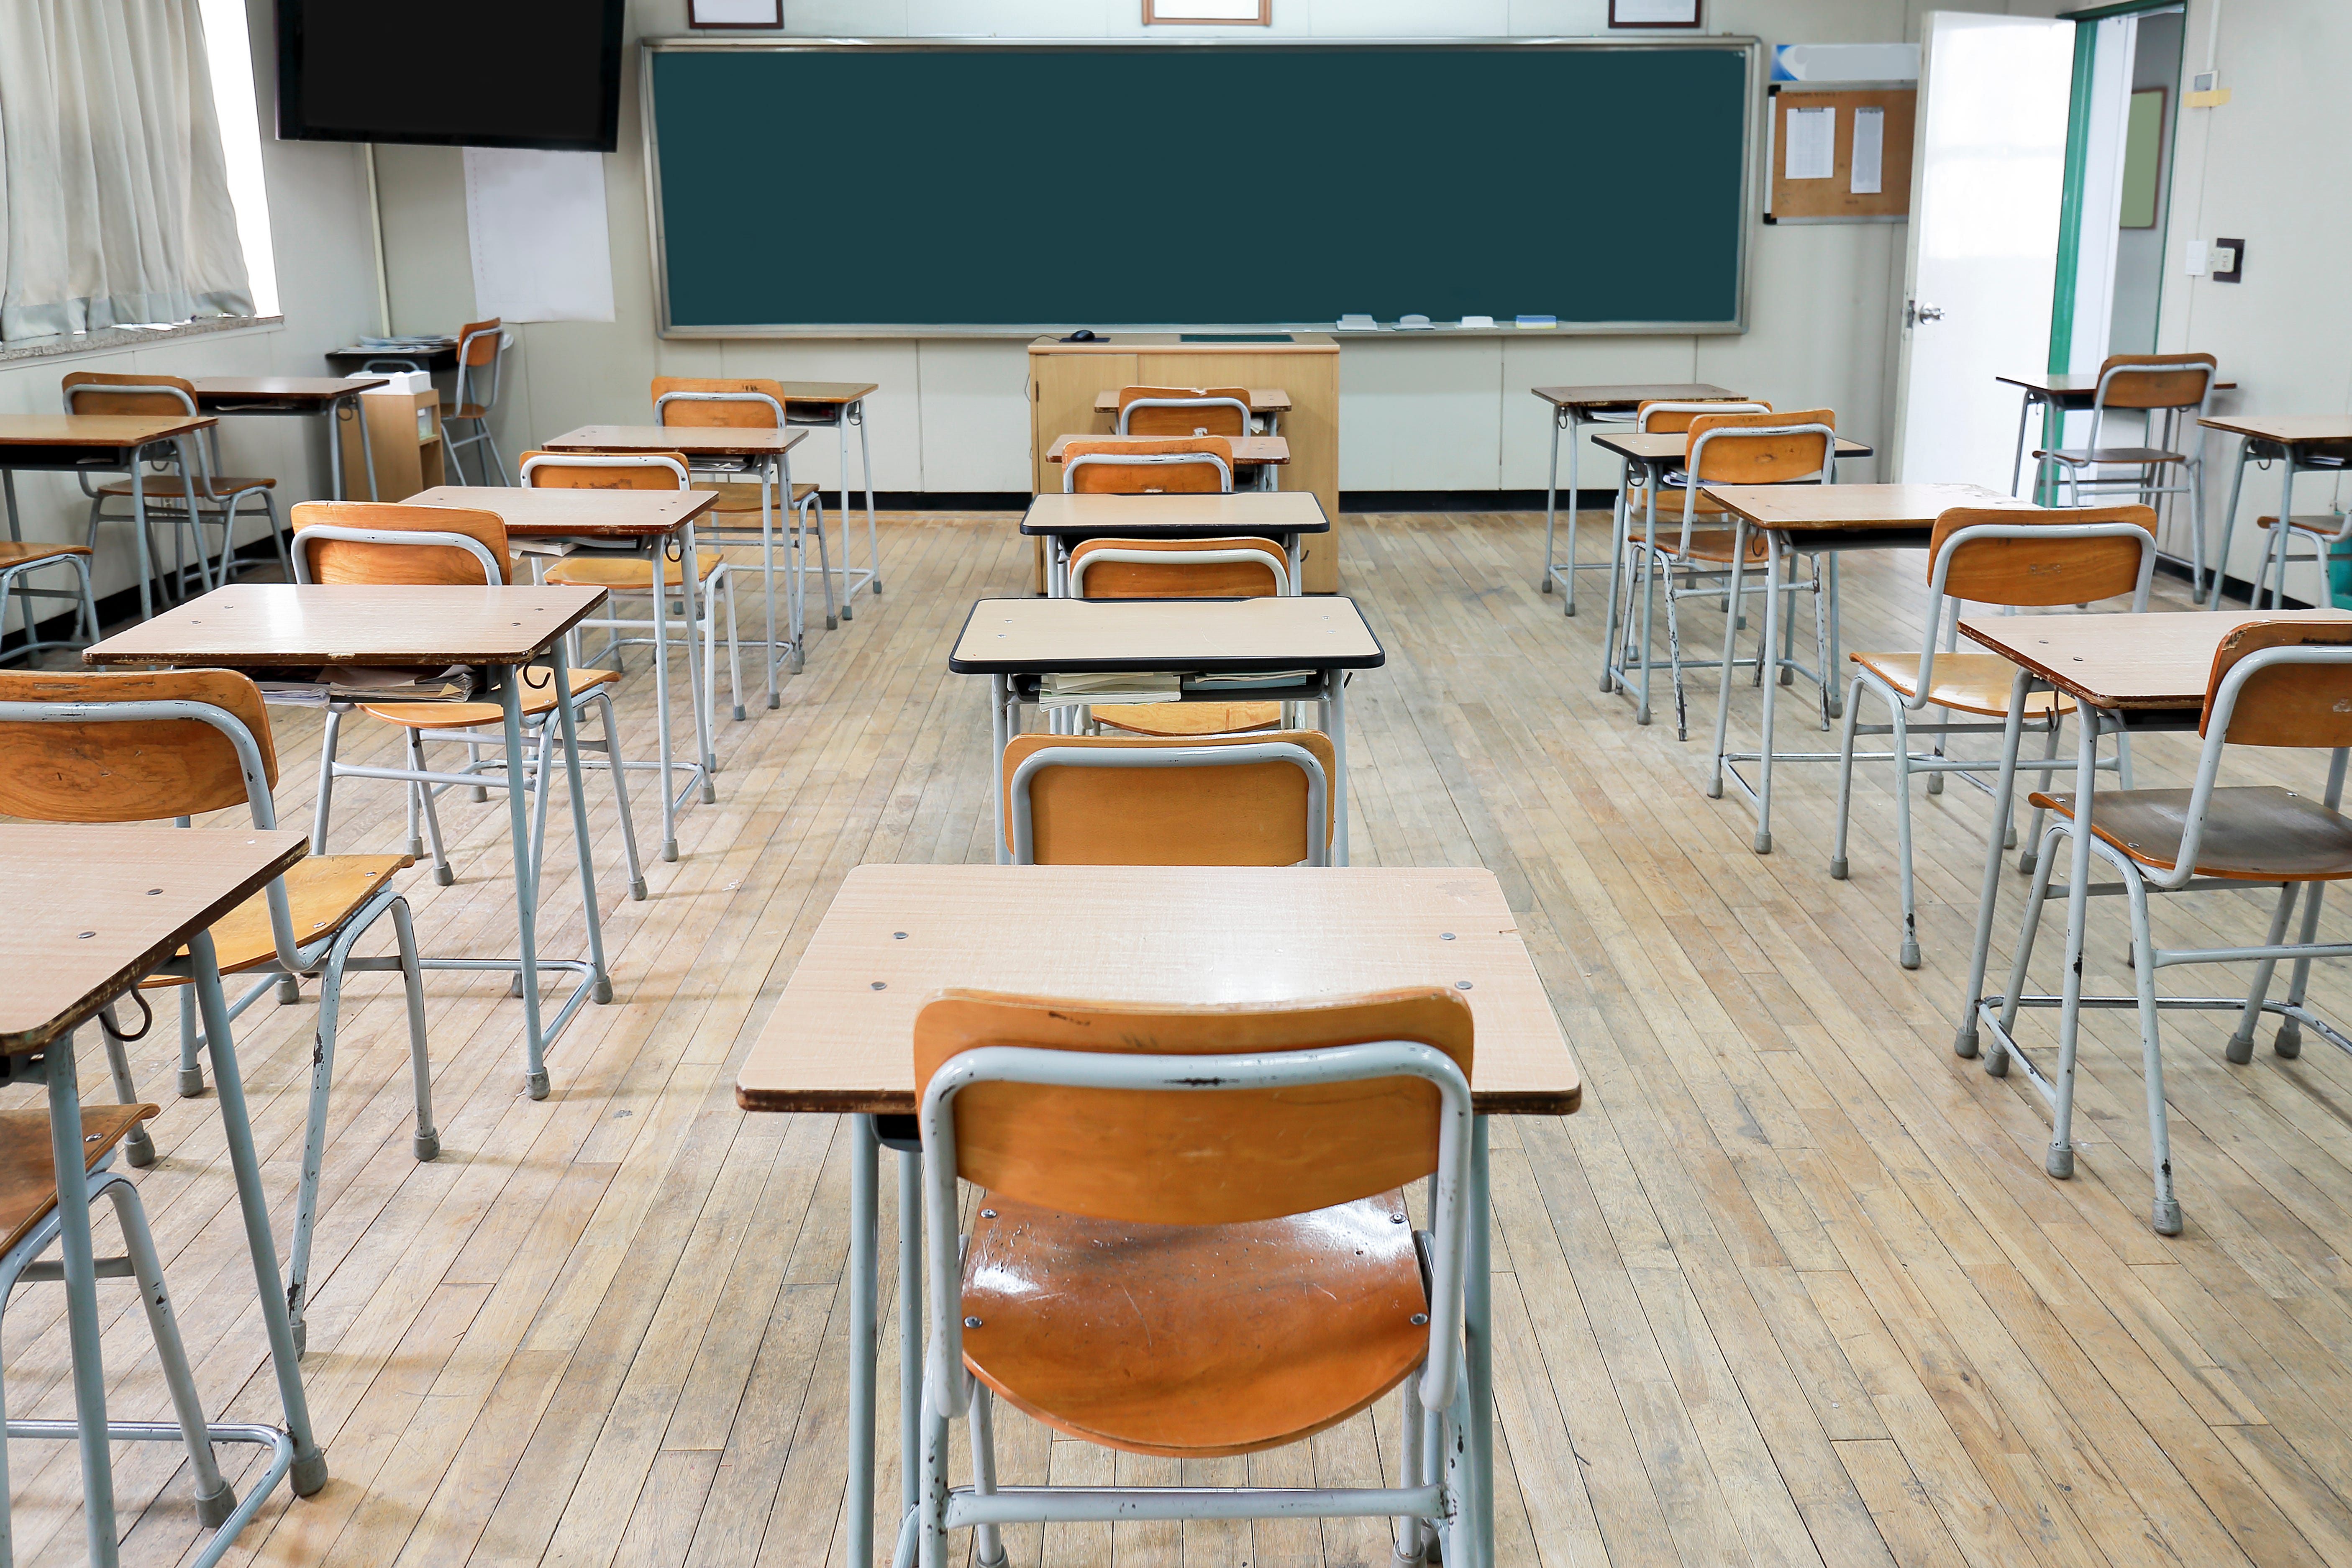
[2184,240,2208,276]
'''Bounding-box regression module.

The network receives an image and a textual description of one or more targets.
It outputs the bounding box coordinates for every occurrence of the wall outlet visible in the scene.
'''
[2212,238,2245,283]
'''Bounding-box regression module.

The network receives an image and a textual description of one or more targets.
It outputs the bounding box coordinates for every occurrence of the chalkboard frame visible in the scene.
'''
[641,35,1760,339]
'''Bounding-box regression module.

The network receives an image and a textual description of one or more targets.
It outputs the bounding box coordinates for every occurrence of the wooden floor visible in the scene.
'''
[16,510,2352,1568]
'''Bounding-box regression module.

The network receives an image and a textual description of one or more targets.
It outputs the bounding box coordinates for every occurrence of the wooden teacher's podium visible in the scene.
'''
[1027,333,1340,592]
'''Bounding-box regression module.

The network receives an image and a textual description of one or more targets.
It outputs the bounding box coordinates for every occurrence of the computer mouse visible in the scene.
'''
[1061,329,1099,342]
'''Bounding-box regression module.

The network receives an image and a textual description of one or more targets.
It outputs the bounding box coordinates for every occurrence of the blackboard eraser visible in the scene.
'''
[1459,315,1496,329]
[1336,314,1378,330]
[1515,315,1558,328]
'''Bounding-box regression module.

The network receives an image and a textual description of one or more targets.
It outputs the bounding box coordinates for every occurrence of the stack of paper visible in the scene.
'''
[254,665,480,705]
[1038,671,1181,708]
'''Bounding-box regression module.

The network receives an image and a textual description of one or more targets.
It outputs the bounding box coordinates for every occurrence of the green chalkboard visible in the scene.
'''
[644,39,1753,336]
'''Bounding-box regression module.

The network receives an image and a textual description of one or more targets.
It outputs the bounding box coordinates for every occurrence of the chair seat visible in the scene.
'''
[1847,652,2072,717]
[0,1106,158,1255]
[1093,700,1281,736]
[959,1193,1428,1458]
[706,482,822,511]
[2029,785,2352,881]
[0,542,91,565]
[543,554,724,589]
[358,665,620,729]
[95,475,277,499]
[140,855,412,985]
[2033,446,2185,466]
[1622,485,1730,523]
[1645,526,1766,563]
[2256,514,2349,533]
[440,403,492,421]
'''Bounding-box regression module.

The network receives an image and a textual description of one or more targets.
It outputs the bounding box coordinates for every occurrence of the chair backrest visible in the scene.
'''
[1635,399,1769,434]
[2094,351,2216,411]
[1927,505,2157,609]
[0,668,278,822]
[1117,385,1252,438]
[650,377,787,429]
[456,318,502,368]
[1684,408,1837,484]
[291,500,510,586]
[2203,620,2352,746]
[913,986,1474,1226]
[1063,437,1233,494]
[61,371,199,418]
[1068,535,1288,598]
[519,450,691,491]
[1001,731,1335,865]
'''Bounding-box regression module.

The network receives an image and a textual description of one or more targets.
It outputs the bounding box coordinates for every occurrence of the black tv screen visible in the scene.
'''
[275,0,626,152]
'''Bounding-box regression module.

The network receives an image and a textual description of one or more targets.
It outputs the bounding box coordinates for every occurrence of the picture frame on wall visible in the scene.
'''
[688,0,783,27]
[1143,0,1273,23]
[1609,0,1702,26]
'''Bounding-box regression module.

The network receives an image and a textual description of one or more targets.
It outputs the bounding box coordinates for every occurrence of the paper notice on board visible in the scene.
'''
[1850,106,1885,195]
[464,148,616,323]
[1785,106,1836,179]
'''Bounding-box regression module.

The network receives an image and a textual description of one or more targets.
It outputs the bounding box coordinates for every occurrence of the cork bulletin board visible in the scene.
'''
[1765,85,1915,222]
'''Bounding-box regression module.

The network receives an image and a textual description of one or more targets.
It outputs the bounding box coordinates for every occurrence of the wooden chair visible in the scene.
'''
[1832,505,2157,968]
[2031,351,2213,577]
[1993,619,2352,1236]
[1064,536,1292,737]
[0,667,431,1351]
[1622,408,1838,739]
[1000,731,1335,865]
[290,501,647,903]
[1115,385,1253,438]
[1061,437,1233,495]
[520,450,743,727]
[0,539,98,666]
[910,986,1478,1568]
[442,318,511,485]
[651,376,854,634]
[62,371,286,605]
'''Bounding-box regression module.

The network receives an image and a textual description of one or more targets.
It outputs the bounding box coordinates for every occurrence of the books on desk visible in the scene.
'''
[253,665,480,705]
[1039,671,1181,708]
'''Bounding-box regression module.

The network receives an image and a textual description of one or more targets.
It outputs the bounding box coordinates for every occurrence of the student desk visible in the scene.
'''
[1995,369,2236,494]
[1590,429,1872,729]
[1019,491,1331,596]
[85,584,610,1097]
[1045,431,1290,484]
[773,381,881,607]
[543,424,815,702]
[189,376,387,503]
[1697,482,2031,854]
[731,861,1581,1568]
[948,595,1384,864]
[0,824,330,1562]
[1530,383,1743,615]
[2196,415,2352,609]
[1089,386,1291,429]
[1947,609,2352,1173]
[0,412,220,624]
[412,484,723,863]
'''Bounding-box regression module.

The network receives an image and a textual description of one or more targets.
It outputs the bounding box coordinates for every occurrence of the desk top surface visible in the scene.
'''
[1961,607,2352,710]
[190,377,386,405]
[1531,383,1743,410]
[1702,482,2028,531]
[1594,431,1874,464]
[410,484,720,538]
[1092,388,1292,413]
[2198,415,2352,445]
[1997,371,2236,397]
[950,594,1382,674]
[734,863,1578,1116]
[1020,492,1330,536]
[0,413,215,448]
[84,583,608,668]
[542,425,810,458]
[771,381,878,405]
[1048,433,1289,463]
[0,825,307,1054]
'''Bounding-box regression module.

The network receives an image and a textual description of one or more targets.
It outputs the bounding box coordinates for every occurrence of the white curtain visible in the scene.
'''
[0,0,253,343]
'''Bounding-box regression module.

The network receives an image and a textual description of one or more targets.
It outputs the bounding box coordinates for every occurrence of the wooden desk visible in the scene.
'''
[0,824,328,1545]
[542,425,810,461]
[1998,371,2237,500]
[2196,417,2352,610]
[1020,492,1331,595]
[951,594,1383,863]
[1046,432,1290,466]
[86,585,612,1092]
[1529,384,1745,613]
[1962,605,2352,712]
[733,861,1578,1568]
[1030,334,1340,590]
[192,377,386,504]
[0,413,220,624]
[1593,431,1874,466]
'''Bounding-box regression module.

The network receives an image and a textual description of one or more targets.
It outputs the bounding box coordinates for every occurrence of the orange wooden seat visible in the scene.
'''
[138,856,411,985]
[0,541,90,564]
[357,664,621,729]
[1846,651,2071,717]
[1093,700,1280,738]
[0,1106,157,1255]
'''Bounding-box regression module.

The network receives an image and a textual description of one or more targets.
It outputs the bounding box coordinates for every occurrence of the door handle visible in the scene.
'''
[1905,300,1945,327]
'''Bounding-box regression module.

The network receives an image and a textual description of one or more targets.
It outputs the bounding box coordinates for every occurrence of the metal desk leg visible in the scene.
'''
[682,527,717,792]
[991,674,1012,866]
[2042,710,2103,1182]
[898,1144,922,1534]
[1329,669,1350,866]
[1752,536,1784,853]
[2208,439,2252,608]
[1954,666,2034,1058]
[548,649,611,1010]
[1539,407,1563,598]
[848,1115,879,1568]
[499,665,551,1097]
[2010,390,2034,498]
[46,1030,117,1567]
[189,930,327,1493]
[131,453,155,623]
[1706,518,1751,805]
[856,400,880,597]
[3,469,33,656]
[650,538,679,861]
[1466,1115,1493,1568]
[1562,409,1582,617]
[2267,460,2300,610]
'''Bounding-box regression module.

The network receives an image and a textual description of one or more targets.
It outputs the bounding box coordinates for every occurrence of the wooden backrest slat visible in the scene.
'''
[1684,407,1836,483]
[2205,619,2352,746]
[292,500,512,586]
[61,371,196,418]
[1001,730,1336,863]
[1929,504,2156,607]
[1118,385,1253,438]
[1635,397,1769,434]
[2096,351,2216,410]
[1069,535,1286,598]
[519,449,689,491]
[1062,436,1234,495]
[456,318,502,367]
[650,376,785,429]
[0,669,277,820]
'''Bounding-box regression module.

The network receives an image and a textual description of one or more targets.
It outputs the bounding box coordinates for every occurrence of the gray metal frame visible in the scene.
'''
[1830,518,2157,968]
[639,35,1759,340]
[0,546,96,666]
[1968,644,2352,1236]
[2029,359,2213,594]
[784,394,883,609]
[443,325,511,486]
[912,1038,1476,1568]
[1006,740,1331,865]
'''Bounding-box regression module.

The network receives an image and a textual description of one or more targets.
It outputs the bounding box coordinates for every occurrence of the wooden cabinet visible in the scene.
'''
[1027,334,1341,592]
[336,389,446,502]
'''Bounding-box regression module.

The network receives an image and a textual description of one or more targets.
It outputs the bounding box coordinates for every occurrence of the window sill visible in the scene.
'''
[0,315,286,367]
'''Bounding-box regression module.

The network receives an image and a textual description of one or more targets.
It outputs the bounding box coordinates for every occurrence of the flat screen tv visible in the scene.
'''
[274,0,627,152]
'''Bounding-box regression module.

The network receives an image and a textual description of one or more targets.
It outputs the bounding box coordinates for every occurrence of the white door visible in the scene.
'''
[1891,11,2077,489]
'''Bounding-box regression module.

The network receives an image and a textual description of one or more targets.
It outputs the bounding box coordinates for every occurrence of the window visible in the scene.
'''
[199,0,279,318]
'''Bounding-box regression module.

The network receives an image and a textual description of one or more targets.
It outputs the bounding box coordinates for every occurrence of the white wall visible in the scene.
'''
[0,0,381,633]
[371,0,2064,500]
